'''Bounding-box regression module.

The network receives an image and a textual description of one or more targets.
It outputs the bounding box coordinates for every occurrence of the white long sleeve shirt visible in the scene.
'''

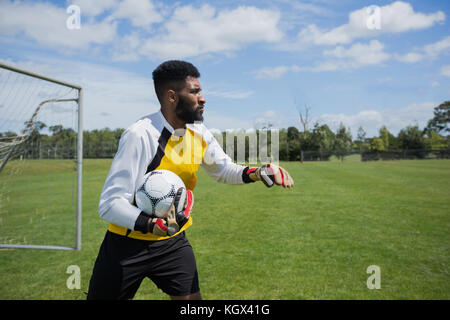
[98,110,248,240]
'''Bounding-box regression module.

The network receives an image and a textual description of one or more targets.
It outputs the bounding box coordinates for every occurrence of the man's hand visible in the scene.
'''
[246,164,294,188]
[147,217,168,236]
[167,187,194,236]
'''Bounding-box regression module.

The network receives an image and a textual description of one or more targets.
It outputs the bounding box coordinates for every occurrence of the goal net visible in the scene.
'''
[0,63,82,250]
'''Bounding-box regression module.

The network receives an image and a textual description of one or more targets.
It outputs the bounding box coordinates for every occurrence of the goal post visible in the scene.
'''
[0,62,83,251]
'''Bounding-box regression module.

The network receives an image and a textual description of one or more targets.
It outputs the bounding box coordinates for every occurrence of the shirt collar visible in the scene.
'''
[158,109,174,134]
[158,109,186,137]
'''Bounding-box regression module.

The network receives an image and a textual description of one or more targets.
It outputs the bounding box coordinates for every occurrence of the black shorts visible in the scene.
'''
[87,231,199,300]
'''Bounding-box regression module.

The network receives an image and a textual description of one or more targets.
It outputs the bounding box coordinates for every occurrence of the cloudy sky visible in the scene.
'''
[1,0,449,137]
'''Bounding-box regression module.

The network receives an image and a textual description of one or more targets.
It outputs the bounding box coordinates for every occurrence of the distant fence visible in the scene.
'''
[299,150,361,162]
[298,149,450,162]
[9,144,450,162]
[360,149,450,161]
[7,141,119,160]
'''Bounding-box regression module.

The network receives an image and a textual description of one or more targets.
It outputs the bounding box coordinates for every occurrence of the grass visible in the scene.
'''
[0,158,449,299]
[0,160,78,247]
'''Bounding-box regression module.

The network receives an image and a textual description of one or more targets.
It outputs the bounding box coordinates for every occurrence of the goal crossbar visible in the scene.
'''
[0,63,81,90]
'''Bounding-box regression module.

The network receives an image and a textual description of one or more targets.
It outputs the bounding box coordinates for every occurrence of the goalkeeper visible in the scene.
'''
[87,60,294,300]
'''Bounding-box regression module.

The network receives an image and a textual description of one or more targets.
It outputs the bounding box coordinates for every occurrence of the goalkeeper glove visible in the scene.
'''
[134,187,193,236]
[147,217,168,236]
[244,164,294,188]
[134,212,169,236]
[167,187,194,236]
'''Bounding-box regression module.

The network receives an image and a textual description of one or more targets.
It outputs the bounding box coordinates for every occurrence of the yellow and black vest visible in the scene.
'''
[108,126,207,241]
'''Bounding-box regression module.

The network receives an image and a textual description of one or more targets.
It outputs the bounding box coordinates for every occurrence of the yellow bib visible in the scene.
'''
[108,128,206,241]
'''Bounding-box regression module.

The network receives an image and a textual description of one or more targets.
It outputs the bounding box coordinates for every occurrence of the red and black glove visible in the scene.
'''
[148,217,168,236]
[167,187,194,236]
[243,164,294,188]
[134,213,169,236]
[134,187,194,236]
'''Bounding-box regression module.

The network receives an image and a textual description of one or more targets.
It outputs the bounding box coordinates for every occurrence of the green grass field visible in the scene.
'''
[0,159,449,299]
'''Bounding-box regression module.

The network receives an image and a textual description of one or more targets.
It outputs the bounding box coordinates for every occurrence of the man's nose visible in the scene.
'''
[198,94,206,105]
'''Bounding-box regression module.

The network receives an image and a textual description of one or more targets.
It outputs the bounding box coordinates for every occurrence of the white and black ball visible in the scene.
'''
[135,169,185,218]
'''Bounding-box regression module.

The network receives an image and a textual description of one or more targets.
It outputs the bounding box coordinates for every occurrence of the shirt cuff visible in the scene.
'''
[242,167,257,184]
[134,212,151,233]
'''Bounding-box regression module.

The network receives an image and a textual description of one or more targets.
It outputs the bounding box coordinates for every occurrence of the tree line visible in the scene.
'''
[1,101,448,161]
[279,101,449,161]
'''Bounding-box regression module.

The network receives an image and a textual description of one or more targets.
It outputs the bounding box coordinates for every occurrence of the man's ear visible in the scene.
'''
[167,89,178,104]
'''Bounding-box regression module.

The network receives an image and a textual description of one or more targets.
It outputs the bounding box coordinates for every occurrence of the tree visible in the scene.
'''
[370,138,385,151]
[398,125,425,150]
[379,126,390,150]
[297,123,335,161]
[287,126,301,161]
[387,130,400,150]
[49,125,63,158]
[278,129,289,161]
[298,104,311,133]
[355,126,367,152]
[22,121,46,159]
[322,124,335,149]
[334,123,352,161]
[82,127,124,158]
[426,101,450,134]
[424,130,447,150]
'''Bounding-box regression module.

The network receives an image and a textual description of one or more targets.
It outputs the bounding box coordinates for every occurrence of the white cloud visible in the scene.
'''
[440,65,450,77]
[323,40,390,67]
[254,60,351,77]
[394,52,424,63]
[0,1,283,61]
[261,33,450,77]
[70,0,117,16]
[317,110,383,136]
[199,109,284,132]
[253,66,290,79]
[297,1,445,46]
[378,2,445,32]
[70,0,163,26]
[431,81,440,87]
[203,110,252,132]
[255,40,390,78]
[139,4,283,59]
[295,62,342,73]
[207,90,254,100]
[394,35,450,63]
[252,62,342,78]
[0,1,117,50]
[111,32,142,62]
[112,0,163,28]
[317,102,436,136]
[253,110,284,129]
[423,35,450,57]
[276,0,331,16]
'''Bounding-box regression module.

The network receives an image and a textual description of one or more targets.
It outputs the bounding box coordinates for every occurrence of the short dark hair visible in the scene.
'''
[152,60,200,103]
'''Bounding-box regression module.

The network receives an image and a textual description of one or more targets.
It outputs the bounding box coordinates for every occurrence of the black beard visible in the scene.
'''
[175,96,203,124]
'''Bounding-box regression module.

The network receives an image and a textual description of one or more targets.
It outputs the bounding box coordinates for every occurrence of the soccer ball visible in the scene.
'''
[135,169,186,218]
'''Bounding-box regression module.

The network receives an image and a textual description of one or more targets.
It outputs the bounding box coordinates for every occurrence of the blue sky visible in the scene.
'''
[1,0,449,137]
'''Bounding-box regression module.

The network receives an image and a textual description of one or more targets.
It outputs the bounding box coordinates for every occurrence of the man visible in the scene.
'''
[87,60,294,300]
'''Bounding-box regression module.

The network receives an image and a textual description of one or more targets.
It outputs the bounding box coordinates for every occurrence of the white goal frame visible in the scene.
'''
[0,62,83,251]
